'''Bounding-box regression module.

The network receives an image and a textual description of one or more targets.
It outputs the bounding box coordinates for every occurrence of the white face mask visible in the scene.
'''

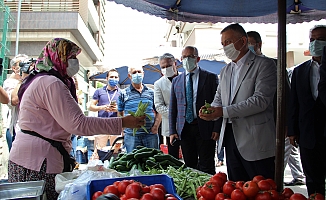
[161,66,175,77]
[67,59,79,77]
[223,38,243,61]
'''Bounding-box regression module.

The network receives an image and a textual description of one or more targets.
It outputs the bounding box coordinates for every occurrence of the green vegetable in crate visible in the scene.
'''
[128,101,152,136]
[201,100,214,114]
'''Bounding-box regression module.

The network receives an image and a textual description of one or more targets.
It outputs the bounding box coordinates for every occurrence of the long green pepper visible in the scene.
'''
[128,101,153,136]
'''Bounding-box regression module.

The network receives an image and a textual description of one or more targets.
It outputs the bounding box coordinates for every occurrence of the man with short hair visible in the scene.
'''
[247,31,263,56]
[248,30,305,186]
[200,23,277,181]
[288,25,326,196]
[118,66,161,153]
[169,46,219,175]
[88,69,121,156]
[4,54,29,152]
[154,53,180,159]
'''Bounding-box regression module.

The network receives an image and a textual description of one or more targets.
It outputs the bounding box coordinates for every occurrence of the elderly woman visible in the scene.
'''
[8,38,145,199]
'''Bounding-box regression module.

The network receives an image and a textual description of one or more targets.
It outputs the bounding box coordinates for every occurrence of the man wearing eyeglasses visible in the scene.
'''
[169,46,219,175]
[199,23,277,181]
[118,66,161,153]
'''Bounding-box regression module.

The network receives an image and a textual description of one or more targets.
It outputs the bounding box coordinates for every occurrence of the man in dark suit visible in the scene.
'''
[288,25,326,196]
[319,46,326,106]
[169,46,219,175]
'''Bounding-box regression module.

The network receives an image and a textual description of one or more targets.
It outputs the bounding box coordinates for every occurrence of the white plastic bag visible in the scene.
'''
[57,170,123,200]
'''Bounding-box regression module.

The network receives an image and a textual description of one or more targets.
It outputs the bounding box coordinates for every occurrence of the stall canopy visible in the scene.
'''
[89,60,226,85]
[108,0,326,23]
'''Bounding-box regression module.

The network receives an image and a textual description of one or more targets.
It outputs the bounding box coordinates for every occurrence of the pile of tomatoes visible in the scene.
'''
[92,179,179,200]
[196,172,324,200]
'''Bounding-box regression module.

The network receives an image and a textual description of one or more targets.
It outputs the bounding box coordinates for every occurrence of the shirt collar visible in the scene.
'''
[130,84,147,91]
[232,50,251,67]
[185,66,200,75]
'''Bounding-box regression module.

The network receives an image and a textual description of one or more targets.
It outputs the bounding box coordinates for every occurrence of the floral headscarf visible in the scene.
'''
[18,38,81,103]
[36,38,81,77]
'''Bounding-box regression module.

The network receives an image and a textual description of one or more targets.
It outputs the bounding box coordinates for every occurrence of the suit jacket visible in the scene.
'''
[212,51,277,161]
[288,59,326,149]
[318,46,326,107]
[169,67,219,140]
[154,76,172,137]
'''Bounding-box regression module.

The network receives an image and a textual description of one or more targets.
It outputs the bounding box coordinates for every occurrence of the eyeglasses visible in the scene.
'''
[181,55,197,59]
[131,70,143,74]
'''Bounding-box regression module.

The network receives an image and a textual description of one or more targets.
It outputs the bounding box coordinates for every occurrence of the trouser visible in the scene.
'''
[299,137,326,196]
[224,124,275,181]
[216,141,225,162]
[180,122,216,175]
[284,137,305,181]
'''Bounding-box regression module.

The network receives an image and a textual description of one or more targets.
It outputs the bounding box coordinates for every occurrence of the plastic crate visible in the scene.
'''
[87,174,181,200]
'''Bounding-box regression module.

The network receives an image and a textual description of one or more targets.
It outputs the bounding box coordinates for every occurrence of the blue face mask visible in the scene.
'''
[108,79,118,87]
[182,57,197,72]
[309,40,326,57]
[248,45,256,54]
[131,73,143,84]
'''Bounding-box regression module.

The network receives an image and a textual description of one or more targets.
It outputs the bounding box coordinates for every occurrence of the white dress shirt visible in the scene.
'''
[310,60,320,100]
[223,51,251,120]
[186,66,199,119]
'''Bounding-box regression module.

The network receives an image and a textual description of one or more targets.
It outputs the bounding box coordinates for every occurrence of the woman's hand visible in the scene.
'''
[121,115,146,128]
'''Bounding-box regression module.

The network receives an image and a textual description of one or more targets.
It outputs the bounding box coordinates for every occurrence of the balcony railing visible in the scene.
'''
[4,0,79,12]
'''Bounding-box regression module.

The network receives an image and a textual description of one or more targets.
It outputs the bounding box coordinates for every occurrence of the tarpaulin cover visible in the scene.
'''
[108,0,326,24]
[89,60,226,85]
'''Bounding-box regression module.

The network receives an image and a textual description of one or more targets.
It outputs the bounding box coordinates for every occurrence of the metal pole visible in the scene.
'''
[275,0,287,192]
[15,0,22,55]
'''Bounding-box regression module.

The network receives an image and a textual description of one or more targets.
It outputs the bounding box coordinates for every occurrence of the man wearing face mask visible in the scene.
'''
[3,54,29,152]
[248,30,305,186]
[154,53,180,159]
[169,46,219,175]
[288,25,326,196]
[199,23,277,181]
[118,66,161,153]
[89,69,121,155]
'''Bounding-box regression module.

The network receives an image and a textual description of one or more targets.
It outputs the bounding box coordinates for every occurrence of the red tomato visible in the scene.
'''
[120,194,127,200]
[196,186,202,194]
[166,197,178,200]
[150,188,165,200]
[103,185,120,196]
[150,184,166,194]
[215,193,229,200]
[243,181,260,197]
[214,172,228,183]
[223,181,236,196]
[200,182,219,200]
[92,191,103,200]
[235,181,245,190]
[258,180,273,191]
[125,182,142,199]
[265,179,277,190]
[255,191,272,200]
[210,175,225,188]
[142,185,150,194]
[118,180,132,195]
[197,189,202,199]
[289,193,307,200]
[230,188,246,200]
[113,181,120,188]
[282,188,294,198]
[269,189,279,200]
[309,193,324,200]
[253,175,265,183]
[140,193,155,200]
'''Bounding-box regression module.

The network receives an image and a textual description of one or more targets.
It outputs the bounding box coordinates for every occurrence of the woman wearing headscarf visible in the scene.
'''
[8,38,145,199]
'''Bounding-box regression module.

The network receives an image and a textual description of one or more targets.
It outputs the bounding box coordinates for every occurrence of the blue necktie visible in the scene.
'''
[186,73,194,123]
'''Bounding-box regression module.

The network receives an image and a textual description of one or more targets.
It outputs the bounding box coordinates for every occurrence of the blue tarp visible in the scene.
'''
[89,60,226,85]
[108,0,326,24]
